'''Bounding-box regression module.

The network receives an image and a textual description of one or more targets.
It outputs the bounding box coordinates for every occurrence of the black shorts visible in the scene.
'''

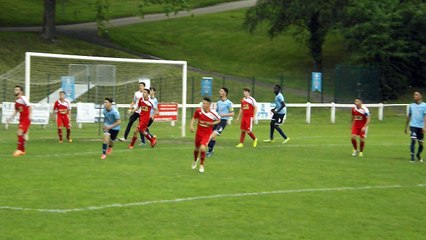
[410,127,424,142]
[213,119,228,136]
[105,129,120,141]
[271,113,285,125]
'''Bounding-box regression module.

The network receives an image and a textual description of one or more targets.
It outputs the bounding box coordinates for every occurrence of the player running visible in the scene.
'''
[128,89,157,148]
[263,85,290,144]
[351,98,370,157]
[405,92,426,162]
[7,85,32,157]
[141,86,159,144]
[190,97,221,173]
[53,91,72,143]
[101,97,121,160]
[236,88,258,148]
[207,87,234,157]
[118,81,145,142]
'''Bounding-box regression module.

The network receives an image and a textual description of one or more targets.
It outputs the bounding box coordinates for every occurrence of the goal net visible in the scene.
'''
[3,52,188,136]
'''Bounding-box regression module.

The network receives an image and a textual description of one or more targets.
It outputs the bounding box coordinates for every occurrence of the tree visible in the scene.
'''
[42,0,56,41]
[244,0,349,72]
[341,0,426,99]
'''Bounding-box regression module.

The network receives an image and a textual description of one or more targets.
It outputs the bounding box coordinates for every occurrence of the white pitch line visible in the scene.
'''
[1,184,423,214]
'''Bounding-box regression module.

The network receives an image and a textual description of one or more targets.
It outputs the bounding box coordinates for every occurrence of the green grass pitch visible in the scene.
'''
[1,111,425,239]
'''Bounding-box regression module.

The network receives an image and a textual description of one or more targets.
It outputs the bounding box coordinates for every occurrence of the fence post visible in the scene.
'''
[306,102,311,124]
[406,104,410,116]
[47,73,50,103]
[378,103,384,121]
[2,77,6,102]
[331,102,336,124]
[191,76,195,116]
[87,75,91,102]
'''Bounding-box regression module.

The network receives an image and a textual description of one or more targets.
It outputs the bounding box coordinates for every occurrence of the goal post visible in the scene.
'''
[25,52,188,137]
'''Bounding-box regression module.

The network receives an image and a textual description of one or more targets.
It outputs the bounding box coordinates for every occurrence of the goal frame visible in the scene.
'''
[25,52,188,137]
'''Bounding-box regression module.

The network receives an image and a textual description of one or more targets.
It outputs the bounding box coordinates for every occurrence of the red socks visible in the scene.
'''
[200,151,206,165]
[351,139,357,150]
[130,137,137,146]
[248,132,256,140]
[194,150,199,161]
[58,129,63,141]
[360,141,365,152]
[17,135,25,152]
[240,132,246,143]
[66,128,71,140]
[145,133,154,143]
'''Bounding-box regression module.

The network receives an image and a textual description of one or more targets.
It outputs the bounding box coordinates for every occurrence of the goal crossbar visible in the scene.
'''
[25,52,188,137]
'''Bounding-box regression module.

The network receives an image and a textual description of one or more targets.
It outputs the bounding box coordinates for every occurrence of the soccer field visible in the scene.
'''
[1,112,425,239]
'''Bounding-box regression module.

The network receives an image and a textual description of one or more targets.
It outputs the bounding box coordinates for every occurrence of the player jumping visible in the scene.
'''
[190,97,221,173]
[207,87,234,157]
[405,91,426,162]
[263,85,290,144]
[53,91,72,143]
[128,89,157,148]
[7,85,32,157]
[119,81,145,142]
[101,97,121,160]
[351,98,370,157]
[236,88,258,148]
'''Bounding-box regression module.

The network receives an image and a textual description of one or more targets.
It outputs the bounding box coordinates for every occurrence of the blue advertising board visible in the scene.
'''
[311,72,322,92]
[61,76,75,101]
[201,77,213,97]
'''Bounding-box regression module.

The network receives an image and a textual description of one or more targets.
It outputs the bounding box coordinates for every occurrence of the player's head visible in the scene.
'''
[274,85,281,95]
[143,88,150,99]
[202,97,211,111]
[14,85,23,97]
[104,97,114,110]
[220,87,229,98]
[413,92,422,102]
[59,91,65,100]
[139,81,146,91]
[243,87,251,97]
[149,87,156,96]
[354,98,362,107]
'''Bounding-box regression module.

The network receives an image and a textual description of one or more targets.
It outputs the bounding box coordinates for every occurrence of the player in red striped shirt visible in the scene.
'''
[190,97,221,173]
[236,88,258,148]
[128,89,157,148]
[351,98,370,157]
[7,86,32,157]
[53,91,72,143]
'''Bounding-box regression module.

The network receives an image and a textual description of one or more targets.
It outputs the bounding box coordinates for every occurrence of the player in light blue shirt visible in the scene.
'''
[207,87,234,156]
[405,92,426,162]
[264,85,290,144]
[101,97,121,160]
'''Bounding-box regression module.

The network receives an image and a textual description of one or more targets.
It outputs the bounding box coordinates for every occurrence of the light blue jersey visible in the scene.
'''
[275,92,286,114]
[103,107,121,130]
[150,97,158,116]
[409,102,426,128]
[216,99,234,120]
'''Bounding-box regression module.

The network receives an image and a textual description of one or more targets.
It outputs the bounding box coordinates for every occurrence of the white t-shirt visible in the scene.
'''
[133,91,143,113]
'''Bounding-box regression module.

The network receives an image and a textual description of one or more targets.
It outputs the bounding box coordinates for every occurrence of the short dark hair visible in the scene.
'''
[145,88,151,94]
[104,97,113,103]
[139,81,146,86]
[274,85,281,90]
[59,91,65,94]
[203,97,211,103]
[243,87,250,93]
[150,87,156,91]
[15,85,23,91]
[221,87,229,96]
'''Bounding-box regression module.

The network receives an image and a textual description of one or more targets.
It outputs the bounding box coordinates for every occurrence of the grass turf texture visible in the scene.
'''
[1,110,425,239]
[0,0,238,26]
[108,9,347,91]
